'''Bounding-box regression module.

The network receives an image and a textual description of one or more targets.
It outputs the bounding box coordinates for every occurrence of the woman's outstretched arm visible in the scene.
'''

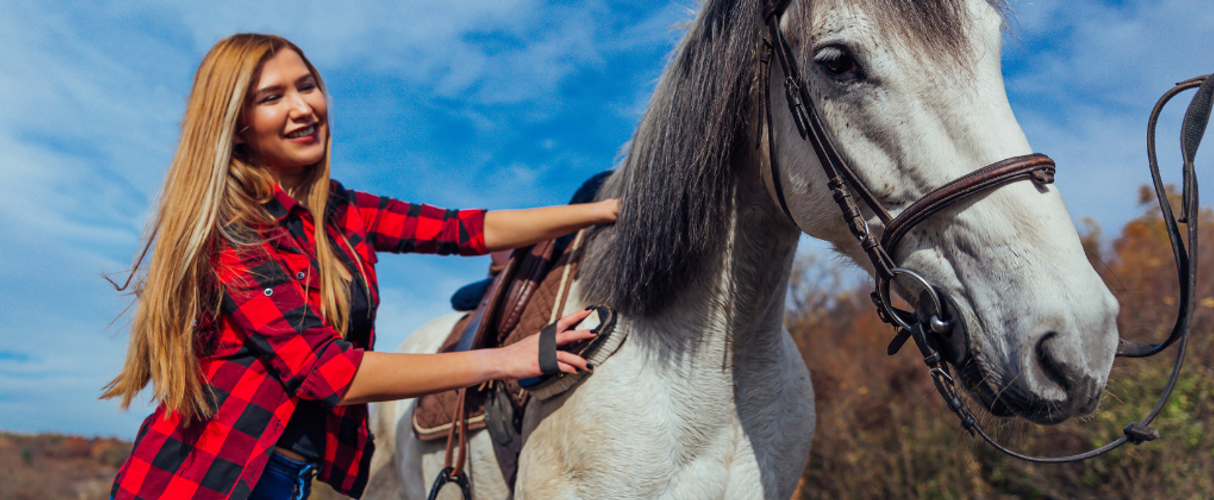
[337,308,596,405]
[482,199,618,252]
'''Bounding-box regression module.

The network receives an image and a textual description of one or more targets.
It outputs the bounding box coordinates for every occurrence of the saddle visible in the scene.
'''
[411,229,626,489]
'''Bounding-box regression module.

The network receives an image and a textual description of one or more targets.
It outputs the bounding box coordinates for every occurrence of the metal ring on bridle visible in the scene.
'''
[877,267,946,332]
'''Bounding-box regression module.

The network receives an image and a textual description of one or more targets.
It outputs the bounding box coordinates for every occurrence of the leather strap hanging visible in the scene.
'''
[427,386,472,500]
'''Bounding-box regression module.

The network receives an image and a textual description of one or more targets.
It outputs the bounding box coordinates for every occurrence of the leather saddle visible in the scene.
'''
[412,230,620,488]
[412,237,564,440]
[412,170,622,490]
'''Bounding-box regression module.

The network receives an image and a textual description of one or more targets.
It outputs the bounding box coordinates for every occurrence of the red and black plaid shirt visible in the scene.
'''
[111,181,487,500]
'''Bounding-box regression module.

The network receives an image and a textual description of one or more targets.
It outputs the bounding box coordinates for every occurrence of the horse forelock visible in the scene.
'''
[580,0,1009,319]
[800,0,1010,65]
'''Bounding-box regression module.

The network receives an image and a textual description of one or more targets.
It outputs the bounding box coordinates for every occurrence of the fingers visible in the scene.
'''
[599,198,620,223]
[555,307,594,331]
[555,328,596,346]
[556,351,591,374]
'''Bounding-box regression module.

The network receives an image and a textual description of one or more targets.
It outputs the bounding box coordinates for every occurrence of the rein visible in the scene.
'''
[759,0,1214,463]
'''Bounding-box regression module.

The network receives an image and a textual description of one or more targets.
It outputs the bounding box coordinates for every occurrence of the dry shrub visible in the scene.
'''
[792,188,1214,499]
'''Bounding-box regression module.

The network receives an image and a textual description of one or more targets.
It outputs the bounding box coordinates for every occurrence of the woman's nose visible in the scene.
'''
[287,92,312,119]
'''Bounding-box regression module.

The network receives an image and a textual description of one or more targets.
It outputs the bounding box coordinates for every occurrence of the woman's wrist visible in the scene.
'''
[472,348,506,383]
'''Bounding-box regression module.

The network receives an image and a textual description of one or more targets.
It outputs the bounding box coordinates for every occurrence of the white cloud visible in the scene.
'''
[1004,0,1214,231]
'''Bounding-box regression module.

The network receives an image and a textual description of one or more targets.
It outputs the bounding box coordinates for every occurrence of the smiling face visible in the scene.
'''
[239,48,328,183]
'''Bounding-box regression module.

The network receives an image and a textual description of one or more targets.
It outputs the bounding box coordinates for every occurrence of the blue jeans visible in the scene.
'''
[249,451,318,500]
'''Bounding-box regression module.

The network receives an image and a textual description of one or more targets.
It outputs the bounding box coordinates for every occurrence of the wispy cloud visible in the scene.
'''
[1003,0,1214,229]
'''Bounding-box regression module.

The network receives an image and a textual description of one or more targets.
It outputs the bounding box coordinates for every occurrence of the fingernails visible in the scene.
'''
[586,364,595,372]
[584,306,594,311]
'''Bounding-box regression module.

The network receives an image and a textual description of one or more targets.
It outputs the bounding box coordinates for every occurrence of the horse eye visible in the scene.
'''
[815,46,863,78]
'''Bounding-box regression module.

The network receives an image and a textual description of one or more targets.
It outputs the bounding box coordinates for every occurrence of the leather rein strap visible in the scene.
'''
[760,0,1213,463]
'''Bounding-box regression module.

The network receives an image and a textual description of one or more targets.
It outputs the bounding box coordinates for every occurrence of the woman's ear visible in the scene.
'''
[234,125,248,145]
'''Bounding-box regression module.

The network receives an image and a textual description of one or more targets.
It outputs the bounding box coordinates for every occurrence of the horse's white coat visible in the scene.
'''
[368,0,1121,497]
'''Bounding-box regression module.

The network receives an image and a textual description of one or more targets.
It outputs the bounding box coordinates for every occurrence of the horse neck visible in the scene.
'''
[717,161,802,354]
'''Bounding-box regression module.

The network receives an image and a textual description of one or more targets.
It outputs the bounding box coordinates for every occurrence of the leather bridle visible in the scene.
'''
[759,0,1214,462]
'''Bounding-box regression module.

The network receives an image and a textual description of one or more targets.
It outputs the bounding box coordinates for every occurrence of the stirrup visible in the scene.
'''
[427,466,471,500]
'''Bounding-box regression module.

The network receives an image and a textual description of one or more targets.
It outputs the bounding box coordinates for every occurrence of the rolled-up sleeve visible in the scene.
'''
[214,242,363,407]
[351,190,487,256]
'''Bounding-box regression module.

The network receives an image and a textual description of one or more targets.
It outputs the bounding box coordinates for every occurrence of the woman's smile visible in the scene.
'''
[239,48,329,185]
[285,123,318,141]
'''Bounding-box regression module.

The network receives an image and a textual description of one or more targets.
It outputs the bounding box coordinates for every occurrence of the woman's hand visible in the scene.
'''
[590,198,620,225]
[488,307,598,380]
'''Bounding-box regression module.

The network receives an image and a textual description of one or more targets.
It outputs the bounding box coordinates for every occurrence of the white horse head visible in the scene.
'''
[768,0,1120,424]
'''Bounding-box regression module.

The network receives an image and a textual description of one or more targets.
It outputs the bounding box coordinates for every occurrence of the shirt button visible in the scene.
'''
[263,288,273,297]
[296,272,306,280]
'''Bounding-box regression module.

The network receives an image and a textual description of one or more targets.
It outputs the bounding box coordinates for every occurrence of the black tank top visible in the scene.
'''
[276,272,373,462]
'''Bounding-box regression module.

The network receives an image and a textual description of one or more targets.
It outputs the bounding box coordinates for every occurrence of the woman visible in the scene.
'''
[101,34,616,500]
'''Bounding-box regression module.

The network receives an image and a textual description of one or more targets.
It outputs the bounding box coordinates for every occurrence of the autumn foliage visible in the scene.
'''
[791,189,1214,499]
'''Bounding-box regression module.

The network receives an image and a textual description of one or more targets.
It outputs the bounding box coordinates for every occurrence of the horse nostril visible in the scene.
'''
[1034,332,1070,391]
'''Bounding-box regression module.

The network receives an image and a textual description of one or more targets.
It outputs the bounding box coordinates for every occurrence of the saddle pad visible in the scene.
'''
[411,313,488,441]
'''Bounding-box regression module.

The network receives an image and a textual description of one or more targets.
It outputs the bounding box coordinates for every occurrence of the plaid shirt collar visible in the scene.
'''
[263,182,353,226]
[264,184,307,223]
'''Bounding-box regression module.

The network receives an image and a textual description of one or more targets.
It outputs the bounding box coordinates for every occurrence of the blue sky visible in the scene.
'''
[0,0,1210,439]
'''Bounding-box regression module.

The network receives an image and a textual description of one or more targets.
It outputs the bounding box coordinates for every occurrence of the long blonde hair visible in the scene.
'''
[102,34,358,422]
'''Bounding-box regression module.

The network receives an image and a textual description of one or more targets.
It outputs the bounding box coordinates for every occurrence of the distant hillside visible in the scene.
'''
[0,432,348,499]
[0,432,129,500]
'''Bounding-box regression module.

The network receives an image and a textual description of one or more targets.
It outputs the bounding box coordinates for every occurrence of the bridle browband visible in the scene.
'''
[759,0,1213,463]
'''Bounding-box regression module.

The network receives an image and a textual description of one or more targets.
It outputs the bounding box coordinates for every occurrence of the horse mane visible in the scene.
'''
[580,0,1008,318]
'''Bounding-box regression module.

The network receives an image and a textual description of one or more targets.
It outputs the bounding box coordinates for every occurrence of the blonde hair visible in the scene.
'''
[102,34,360,422]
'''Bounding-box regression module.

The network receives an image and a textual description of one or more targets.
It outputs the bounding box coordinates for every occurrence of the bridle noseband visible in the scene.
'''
[759,0,1213,463]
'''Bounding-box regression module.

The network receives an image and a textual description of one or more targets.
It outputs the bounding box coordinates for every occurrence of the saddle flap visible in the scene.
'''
[412,314,488,441]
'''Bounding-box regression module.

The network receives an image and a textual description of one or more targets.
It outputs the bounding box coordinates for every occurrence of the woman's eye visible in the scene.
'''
[815,46,863,78]
[260,95,281,104]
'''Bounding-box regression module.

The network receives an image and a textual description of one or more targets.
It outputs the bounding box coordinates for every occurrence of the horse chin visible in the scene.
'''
[954,356,1102,425]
